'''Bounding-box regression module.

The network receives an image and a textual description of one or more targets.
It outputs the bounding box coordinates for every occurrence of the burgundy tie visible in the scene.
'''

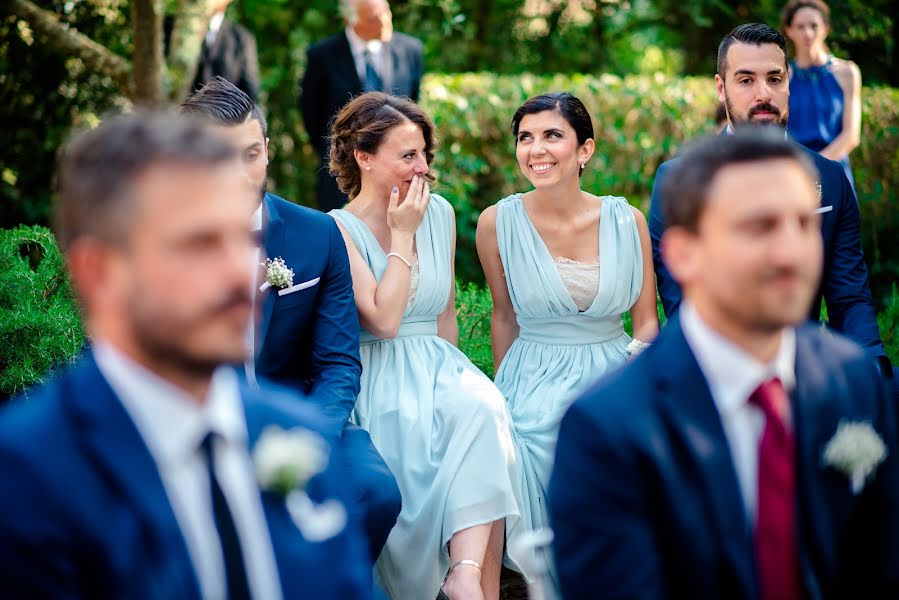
[750,378,802,600]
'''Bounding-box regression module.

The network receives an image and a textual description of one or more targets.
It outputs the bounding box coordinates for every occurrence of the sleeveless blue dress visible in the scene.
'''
[494,194,643,594]
[787,58,854,187]
[330,195,523,599]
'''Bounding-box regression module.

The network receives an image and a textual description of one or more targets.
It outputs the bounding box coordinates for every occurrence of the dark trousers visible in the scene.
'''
[338,423,401,562]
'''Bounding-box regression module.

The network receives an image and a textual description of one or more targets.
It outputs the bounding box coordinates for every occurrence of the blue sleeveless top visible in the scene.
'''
[787,58,844,153]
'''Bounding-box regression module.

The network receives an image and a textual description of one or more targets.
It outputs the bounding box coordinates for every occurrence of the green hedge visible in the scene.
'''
[0,225,84,399]
[263,73,899,300]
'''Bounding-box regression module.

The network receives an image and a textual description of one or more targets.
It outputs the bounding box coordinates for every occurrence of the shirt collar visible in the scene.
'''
[94,341,248,465]
[251,203,262,233]
[680,302,796,418]
[345,26,383,55]
[209,12,226,34]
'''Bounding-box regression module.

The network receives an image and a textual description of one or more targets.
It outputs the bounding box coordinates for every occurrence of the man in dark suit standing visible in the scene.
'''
[649,24,894,387]
[190,0,260,100]
[550,130,899,599]
[181,77,401,565]
[300,0,423,211]
[0,112,372,598]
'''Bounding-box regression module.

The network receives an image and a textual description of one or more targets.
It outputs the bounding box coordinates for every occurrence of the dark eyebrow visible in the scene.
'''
[243,141,263,151]
[734,68,785,76]
[543,128,565,136]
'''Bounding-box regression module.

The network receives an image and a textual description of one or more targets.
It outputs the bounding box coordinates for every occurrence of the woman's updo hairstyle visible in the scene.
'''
[328,92,437,199]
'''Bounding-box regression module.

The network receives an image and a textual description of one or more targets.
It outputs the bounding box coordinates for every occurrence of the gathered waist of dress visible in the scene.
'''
[517,314,624,346]
[360,319,439,344]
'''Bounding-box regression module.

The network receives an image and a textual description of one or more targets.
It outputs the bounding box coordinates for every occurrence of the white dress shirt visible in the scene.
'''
[679,302,797,523]
[345,26,385,83]
[206,12,226,48]
[246,204,264,387]
[94,342,282,600]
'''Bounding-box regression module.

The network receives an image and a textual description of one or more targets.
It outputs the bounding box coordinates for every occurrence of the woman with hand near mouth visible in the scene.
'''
[782,0,861,188]
[476,91,658,594]
[329,92,524,600]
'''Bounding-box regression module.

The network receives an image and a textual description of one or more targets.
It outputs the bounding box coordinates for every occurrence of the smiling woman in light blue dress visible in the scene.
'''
[477,92,659,594]
[327,92,522,600]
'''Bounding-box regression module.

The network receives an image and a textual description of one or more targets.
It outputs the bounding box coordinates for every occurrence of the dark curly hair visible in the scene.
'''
[328,92,437,200]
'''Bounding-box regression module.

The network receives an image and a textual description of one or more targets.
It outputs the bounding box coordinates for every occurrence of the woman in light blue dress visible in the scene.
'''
[327,92,522,600]
[477,92,659,593]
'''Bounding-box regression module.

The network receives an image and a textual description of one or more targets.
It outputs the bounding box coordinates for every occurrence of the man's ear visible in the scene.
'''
[661,226,701,289]
[715,74,727,105]
[264,137,270,165]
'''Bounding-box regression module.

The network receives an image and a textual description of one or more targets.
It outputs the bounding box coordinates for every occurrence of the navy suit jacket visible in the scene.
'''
[649,143,887,367]
[0,353,372,599]
[255,193,362,440]
[550,320,899,600]
[299,31,423,157]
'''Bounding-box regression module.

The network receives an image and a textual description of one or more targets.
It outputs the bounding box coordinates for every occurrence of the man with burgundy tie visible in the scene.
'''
[549,130,899,599]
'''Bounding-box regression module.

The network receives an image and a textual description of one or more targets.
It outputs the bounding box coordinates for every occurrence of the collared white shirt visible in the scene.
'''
[345,26,385,83]
[725,123,789,140]
[679,302,797,523]
[206,12,226,47]
[94,342,282,600]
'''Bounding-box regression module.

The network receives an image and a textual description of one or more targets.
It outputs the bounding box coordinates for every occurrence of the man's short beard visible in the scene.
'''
[725,94,789,130]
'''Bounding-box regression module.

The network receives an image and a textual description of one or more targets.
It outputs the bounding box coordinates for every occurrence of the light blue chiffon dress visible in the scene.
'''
[494,193,643,592]
[330,195,522,600]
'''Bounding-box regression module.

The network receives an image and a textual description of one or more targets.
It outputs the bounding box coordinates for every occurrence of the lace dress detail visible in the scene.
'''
[554,256,600,312]
[407,256,420,306]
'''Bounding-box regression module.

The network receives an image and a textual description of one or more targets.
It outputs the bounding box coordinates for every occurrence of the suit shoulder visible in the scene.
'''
[393,32,423,52]
[269,194,334,228]
[798,323,869,366]
[307,33,346,56]
[797,143,844,177]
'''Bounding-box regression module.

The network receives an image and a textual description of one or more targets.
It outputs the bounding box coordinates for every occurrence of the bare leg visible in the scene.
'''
[442,521,496,600]
[480,519,504,600]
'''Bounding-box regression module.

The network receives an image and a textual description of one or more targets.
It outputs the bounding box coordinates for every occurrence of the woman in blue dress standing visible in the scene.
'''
[477,92,659,594]
[328,92,523,600]
[782,0,861,188]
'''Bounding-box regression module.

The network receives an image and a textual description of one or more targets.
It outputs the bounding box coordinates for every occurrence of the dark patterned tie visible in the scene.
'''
[749,378,801,600]
[363,49,382,92]
[202,433,251,600]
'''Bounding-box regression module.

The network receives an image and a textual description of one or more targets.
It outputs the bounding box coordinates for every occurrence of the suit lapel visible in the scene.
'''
[337,33,364,92]
[65,353,201,599]
[257,194,284,356]
[655,319,758,597]
[792,330,838,598]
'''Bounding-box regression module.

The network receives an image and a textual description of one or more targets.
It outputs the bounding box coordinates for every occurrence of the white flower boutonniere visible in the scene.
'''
[822,420,887,494]
[260,257,294,292]
[253,425,347,541]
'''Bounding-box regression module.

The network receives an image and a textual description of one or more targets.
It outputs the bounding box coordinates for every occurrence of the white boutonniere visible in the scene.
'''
[260,257,294,292]
[822,420,887,494]
[253,425,347,541]
[816,181,823,201]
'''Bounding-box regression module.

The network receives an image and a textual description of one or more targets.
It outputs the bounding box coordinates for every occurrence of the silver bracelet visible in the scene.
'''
[386,252,412,269]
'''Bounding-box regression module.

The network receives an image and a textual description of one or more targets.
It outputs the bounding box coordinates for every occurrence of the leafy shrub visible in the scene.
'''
[0,225,85,400]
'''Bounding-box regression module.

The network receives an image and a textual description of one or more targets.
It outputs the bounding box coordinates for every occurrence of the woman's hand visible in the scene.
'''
[387,175,430,237]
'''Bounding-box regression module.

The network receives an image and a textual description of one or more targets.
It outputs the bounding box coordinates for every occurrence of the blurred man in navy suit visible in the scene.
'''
[649,24,894,391]
[0,113,372,599]
[181,77,400,564]
[300,0,423,211]
[551,130,899,600]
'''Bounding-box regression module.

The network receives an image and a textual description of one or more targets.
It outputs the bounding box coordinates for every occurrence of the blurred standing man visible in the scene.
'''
[190,0,260,100]
[649,24,894,391]
[181,77,401,565]
[300,0,423,211]
[551,130,899,599]
[0,113,372,599]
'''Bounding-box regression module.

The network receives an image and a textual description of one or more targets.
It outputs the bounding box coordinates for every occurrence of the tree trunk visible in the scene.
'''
[131,0,164,104]
[6,0,131,93]
[166,0,211,102]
